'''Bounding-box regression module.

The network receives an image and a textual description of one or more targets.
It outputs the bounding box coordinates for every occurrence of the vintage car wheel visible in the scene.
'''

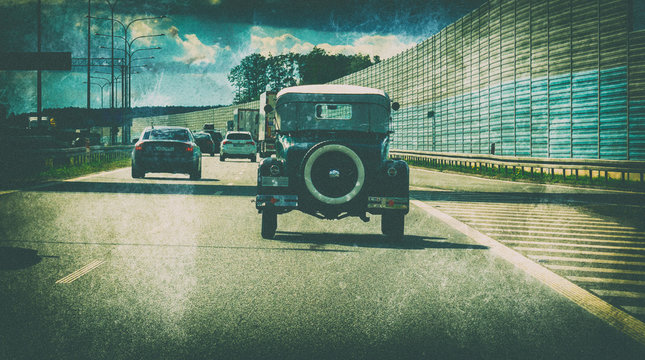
[381,213,404,238]
[302,143,365,205]
[261,211,277,239]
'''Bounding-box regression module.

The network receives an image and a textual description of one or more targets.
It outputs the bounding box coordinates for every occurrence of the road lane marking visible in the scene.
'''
[545,265,645,276]
[442,214,618,225]
[499,240,645,251]
[485,229,645,240]
[437,209,605,220]
[591,290,645,299]
[466,222,641,233]
[412,199,645,345]
[494,235,644,245]
[515,247,645,259]
[567,276,645,287]
[67,167,129,182]
[623,306,645,315]
[528,255,645,267]
[55,260,105,284]
[434,205,591,215]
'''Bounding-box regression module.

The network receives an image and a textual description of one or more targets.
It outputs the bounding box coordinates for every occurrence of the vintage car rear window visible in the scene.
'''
[315,104,352,120]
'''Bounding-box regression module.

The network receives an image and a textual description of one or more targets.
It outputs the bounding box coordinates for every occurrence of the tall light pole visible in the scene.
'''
[91,15,165,109]
[87,0,91,110]
[127,43,162,108]
[105,0,118,109]
[90,12,165,143]
[37,0,42,128]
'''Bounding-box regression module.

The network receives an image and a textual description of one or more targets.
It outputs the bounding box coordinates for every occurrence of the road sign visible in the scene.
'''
[0,52,72,70]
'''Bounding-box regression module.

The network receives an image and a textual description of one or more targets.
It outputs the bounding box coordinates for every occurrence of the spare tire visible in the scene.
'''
[302,143,365,205]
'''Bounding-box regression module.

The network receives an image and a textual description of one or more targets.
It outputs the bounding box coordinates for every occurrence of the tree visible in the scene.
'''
[228,48,379,103]
[296,47,375,85]
[228,53,269,104]
[267,54,298,92]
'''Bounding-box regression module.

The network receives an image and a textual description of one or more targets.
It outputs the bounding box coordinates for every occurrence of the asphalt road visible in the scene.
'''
[1,155,644,359]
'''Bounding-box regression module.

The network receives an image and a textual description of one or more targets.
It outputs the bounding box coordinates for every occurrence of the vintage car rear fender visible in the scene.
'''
[366,159,410,214]
[369,159,409,196]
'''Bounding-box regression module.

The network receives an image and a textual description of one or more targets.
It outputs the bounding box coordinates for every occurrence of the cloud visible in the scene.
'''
[170,25,227,66]
[250,32,416,60]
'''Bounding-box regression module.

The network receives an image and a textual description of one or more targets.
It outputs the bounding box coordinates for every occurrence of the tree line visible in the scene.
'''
[228,47,380,104]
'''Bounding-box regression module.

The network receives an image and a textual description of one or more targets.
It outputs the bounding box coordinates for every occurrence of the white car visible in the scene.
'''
[220,131,257,162]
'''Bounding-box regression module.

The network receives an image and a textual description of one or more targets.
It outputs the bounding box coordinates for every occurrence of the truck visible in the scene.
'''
[258,91,277,158]
[231,108,259,141]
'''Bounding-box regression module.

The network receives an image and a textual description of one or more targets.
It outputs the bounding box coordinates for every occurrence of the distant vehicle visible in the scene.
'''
[220,131,256,162]
[232,108,259,142]
[202,129,223,153]
[193,131,215,156]
[258,91,277,158]
[256,85,408,239]
[131,126,202,179]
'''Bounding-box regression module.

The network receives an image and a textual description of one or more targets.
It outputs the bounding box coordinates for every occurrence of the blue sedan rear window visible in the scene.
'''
[143,129,190,141]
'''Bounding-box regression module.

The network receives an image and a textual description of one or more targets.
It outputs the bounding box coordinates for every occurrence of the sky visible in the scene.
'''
[5,0,624,115]
[0,0,490,114]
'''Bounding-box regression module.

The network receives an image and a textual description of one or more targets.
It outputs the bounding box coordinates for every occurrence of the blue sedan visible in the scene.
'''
[131,126,202,179]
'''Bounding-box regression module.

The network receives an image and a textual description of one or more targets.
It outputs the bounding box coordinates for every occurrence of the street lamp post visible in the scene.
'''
[84,81,109,108]
[105,0,118,109]
[90,13,165,143]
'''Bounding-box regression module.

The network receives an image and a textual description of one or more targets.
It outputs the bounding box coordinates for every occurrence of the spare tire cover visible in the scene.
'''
[303,144,365,205]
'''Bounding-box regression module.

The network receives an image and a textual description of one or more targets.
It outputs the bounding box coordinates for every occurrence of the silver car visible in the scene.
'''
[220,131,257,162]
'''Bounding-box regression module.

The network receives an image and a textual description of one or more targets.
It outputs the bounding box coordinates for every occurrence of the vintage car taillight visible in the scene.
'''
[135,142,143,151]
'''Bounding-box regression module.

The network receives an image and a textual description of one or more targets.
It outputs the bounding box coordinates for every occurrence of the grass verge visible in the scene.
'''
[0,157,131,191]
[406,158,645,193]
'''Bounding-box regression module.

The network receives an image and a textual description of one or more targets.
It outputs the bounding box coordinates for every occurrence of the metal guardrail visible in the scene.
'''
[390,149,645,183]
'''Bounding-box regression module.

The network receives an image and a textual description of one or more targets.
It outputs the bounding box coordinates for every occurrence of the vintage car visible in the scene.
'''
[256,85,409,239]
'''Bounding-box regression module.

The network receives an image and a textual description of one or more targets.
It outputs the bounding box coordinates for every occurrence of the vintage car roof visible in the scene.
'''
[277,85,387,98]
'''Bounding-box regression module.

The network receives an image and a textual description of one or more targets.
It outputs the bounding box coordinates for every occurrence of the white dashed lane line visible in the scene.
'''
[55,260,105,284]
